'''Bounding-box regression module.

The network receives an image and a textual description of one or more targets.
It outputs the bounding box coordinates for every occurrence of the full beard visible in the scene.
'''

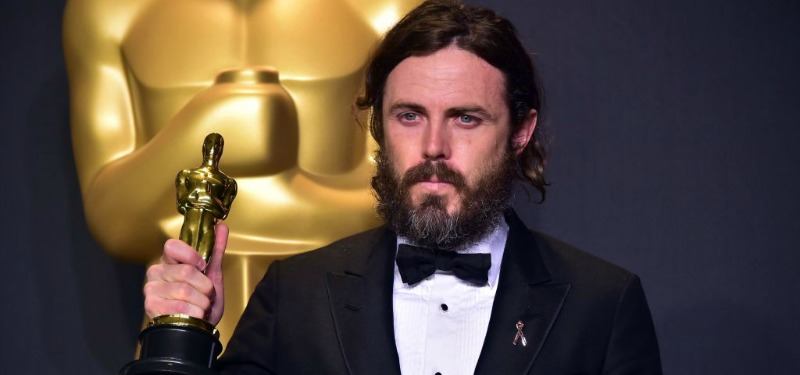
[372,148,515,251]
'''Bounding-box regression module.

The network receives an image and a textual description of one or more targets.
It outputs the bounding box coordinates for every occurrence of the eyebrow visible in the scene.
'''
[445,106,495,121]
[387,102,427,115]
[387,102,495,120]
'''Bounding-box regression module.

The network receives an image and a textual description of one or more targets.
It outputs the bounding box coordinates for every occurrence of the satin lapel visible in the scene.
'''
[474,212,571,375]
[326,228,401,375]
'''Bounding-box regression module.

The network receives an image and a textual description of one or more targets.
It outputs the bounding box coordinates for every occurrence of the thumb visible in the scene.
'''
[205,221,228,324]
[208,221,228,277]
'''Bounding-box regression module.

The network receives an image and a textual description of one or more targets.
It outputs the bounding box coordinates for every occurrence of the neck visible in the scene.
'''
[203,158,219,168]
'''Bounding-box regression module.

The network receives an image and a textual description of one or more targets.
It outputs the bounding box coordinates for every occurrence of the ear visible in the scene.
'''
[511,109,537,156]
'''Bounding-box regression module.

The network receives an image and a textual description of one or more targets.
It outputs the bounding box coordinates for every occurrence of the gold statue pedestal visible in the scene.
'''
[120,315,221,375]
[121,133,237,375]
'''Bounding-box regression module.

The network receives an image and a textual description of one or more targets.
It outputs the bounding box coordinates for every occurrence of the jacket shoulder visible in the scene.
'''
[523,230,662,373]
[278,226,388,272]
[531,230,638,293]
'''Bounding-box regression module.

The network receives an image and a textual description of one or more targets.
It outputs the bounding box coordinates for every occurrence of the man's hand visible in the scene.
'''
[144,223,228,325]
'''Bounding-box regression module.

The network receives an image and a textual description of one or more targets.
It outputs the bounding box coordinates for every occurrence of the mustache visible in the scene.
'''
[400,161,467,192]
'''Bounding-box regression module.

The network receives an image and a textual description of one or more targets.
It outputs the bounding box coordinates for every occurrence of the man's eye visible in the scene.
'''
[457,114,480,126]
[399,112,419,122]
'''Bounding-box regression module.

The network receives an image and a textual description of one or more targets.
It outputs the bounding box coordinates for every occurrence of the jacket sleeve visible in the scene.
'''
[217,260,281,375]
[602,275,663,375]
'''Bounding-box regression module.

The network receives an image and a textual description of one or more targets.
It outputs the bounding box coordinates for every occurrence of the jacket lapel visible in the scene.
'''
[474,212,571,375]
[326,228,402,375]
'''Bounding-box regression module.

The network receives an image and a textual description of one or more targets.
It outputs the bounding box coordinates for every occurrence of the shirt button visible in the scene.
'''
[440,303,448,312]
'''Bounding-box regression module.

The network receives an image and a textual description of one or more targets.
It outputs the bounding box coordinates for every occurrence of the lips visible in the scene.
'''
[416,179,452,191]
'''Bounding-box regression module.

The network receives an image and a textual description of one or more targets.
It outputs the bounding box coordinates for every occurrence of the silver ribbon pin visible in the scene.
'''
[513,320,527,347]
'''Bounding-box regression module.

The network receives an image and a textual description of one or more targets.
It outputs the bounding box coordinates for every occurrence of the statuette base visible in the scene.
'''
[119,316,221,375]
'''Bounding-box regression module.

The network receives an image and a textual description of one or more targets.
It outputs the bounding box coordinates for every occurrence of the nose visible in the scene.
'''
[423,121,450,161]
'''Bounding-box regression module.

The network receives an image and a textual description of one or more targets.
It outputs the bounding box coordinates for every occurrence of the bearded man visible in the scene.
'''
[143,1,662,374]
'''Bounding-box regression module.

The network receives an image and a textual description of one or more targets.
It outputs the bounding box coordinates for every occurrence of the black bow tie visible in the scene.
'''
[396,244,491,285]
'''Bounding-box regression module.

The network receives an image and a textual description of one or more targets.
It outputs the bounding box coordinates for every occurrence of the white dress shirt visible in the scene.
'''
[393,218,509,375]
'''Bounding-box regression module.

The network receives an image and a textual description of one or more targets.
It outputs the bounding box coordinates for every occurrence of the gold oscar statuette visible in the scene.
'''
[120,133,236,375]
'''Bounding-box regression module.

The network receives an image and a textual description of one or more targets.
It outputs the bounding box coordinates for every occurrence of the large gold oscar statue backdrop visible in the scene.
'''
[63,0,422,346]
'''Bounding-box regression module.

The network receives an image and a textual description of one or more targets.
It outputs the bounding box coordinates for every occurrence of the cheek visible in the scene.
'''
[383,135,419,174]
[451,133,506,181]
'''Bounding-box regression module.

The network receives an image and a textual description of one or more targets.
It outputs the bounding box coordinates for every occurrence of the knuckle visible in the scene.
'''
[197,297,211,312]
[175,284,194,300]
[172,301,189,315]
[177,264,196,280]
[142,282,156,297]
[164,239,180,253]
[145,265,161,281]
[188,305,204,319]
[174,301,201,319]
[199,278,214,296]
[144,298,160,317]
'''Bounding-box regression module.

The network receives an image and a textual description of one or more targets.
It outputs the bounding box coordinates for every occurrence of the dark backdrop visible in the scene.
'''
[1,0,798,373]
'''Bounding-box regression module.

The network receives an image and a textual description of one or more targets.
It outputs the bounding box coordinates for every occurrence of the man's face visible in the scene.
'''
[382,45,511,214]
[373,45,535,249]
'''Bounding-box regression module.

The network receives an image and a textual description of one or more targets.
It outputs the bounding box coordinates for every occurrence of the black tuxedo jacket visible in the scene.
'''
[218,212,662,374]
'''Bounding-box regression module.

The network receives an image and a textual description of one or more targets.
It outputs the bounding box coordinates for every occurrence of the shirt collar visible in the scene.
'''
[395,217,509,287]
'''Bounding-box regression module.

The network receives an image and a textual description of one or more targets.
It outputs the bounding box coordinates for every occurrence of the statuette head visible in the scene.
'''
[202,133,225,164]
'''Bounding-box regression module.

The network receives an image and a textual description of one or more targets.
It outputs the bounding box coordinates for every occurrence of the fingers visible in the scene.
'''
[144,225,229,324]
[144,264,214,320]
[144,294,206,319]
[145,279,211,309]
[156,263,215,296]
[146,239,214,320]
[162,239,205,269]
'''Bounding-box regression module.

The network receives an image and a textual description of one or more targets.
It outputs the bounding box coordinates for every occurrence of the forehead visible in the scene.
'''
[383,45,506,113]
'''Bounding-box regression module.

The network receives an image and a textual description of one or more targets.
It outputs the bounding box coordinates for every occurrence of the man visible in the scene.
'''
[144,1,662,374]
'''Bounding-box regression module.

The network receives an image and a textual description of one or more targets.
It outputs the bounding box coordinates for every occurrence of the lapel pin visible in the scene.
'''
[513,320,527,347]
